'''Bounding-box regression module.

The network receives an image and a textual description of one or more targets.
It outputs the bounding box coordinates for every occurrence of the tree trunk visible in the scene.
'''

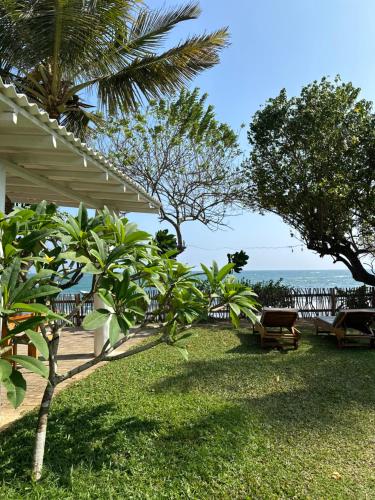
[31,382,55,481]
[340,247,375,286]
[159,210,185,254]
[309,240,375,287]
[348,260,375,287]
[174,224,185,253]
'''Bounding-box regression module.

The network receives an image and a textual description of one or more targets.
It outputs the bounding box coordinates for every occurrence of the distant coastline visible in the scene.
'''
[237,269,359,289]
[65,269,362,294]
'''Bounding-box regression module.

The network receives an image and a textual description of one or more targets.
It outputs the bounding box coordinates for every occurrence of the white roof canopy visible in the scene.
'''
[0,78,160,214]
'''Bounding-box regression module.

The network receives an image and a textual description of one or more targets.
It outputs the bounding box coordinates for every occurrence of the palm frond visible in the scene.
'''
[122,3,201,56]
[0,0,138,76]
[0,0,229,137]
[76,2,201,79]
[60,107,104,140]
[97,29,229,114]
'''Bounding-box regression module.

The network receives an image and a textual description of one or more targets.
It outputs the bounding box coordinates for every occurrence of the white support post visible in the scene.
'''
[0,163,6,354]
[93,206,113,357]
[93,294,113,356]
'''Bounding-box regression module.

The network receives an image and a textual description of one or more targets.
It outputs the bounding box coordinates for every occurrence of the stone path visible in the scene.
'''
[0,327,154,430]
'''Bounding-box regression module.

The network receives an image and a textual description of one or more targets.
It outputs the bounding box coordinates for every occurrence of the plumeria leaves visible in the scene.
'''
[3,370,27,408]
[82,309,111,330]
[0,359,12,381]
[8,355,48,378]
[25,330,49,360]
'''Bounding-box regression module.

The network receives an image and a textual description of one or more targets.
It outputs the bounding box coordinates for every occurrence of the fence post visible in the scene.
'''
[74,294,81,326]
[330,288,337,315]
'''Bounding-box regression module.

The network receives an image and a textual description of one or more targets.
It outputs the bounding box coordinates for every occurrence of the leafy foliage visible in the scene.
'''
[240,279,293,308]
[337,285,375,309]
[154,229,178,256]
[94,88,244,250]
[243,77,375,286]
[0,1,228,137]
[227,250,249,273]
[0,202,257,479]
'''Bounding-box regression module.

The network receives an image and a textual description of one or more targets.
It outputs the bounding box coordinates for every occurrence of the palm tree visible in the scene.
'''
[0,0,228,138]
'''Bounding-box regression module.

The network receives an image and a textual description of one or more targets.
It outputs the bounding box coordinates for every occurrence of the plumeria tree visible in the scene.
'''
[94,88,244,252]
[0,203,258,481]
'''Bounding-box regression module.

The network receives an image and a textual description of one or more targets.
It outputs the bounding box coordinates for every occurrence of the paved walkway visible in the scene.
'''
[0,327,154,430]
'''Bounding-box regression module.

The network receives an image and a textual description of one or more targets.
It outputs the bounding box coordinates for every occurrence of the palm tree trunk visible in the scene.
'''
[31,382,55,481]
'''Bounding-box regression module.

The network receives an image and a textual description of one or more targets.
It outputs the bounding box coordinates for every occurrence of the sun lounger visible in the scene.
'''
[253,308,300,349]
[1,314,39,359]
[315,309,375,348]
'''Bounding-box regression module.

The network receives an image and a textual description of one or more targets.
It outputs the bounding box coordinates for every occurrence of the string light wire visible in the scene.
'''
[188,244,304,251]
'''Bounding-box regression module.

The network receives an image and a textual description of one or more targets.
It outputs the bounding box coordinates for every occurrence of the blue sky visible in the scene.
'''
[93,1,375,270]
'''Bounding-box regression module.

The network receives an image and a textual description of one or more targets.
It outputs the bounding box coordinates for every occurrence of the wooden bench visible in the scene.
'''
[1,314,39,358]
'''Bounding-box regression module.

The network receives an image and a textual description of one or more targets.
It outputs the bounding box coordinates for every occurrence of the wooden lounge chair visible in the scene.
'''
[253,308,300,349]
[315,309,375,348]
[1,314,39,359]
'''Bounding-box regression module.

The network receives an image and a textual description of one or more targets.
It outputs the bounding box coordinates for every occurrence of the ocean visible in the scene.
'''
[237,269,359,289]
[64,269,360,294]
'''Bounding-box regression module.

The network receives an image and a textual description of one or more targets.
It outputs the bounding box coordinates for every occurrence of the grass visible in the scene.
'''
[1,322,375,499]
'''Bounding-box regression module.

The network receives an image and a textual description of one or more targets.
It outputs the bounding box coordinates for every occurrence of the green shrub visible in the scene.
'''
[240,279,293,308]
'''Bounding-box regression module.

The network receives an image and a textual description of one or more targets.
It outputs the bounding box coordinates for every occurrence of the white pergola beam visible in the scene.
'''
[0,110,18,126]
[0,134,58,150]
[71,183,137,195]
[94,194,146,202]
[6,178,132,195]
[2,159,104,210]
[6,183,144,203]
[46,172,117,182]
[0,96,157,206]
[20,162,98,172]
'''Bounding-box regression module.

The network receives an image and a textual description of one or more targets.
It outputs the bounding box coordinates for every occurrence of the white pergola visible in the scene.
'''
[0,78,161,355]
[0,78,160,213]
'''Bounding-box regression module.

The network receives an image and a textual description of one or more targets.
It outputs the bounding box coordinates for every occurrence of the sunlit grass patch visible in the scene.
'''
[0,323,374,498]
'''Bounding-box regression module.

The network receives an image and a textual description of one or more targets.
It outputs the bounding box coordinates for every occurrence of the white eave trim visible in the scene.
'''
[0,78,161,213]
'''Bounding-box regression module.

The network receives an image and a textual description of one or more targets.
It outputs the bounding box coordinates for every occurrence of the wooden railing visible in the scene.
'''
[52,286,375,325]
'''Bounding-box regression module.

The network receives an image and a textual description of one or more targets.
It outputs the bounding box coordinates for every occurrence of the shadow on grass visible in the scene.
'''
[0,403,160,488]
[153,331,375,431]
[0,403,252,492]
[232,332,297,354]
[0,327,374,492]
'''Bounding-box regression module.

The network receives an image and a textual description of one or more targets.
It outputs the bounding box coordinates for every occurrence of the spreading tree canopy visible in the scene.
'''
[94,88,244,252]
[0,0,228,137]
[242,78,375,286]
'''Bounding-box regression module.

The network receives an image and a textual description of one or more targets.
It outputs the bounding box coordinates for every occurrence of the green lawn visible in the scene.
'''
[1,322,375,499]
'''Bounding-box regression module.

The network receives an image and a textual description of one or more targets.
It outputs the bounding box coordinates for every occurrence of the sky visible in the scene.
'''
[91,1,375,270]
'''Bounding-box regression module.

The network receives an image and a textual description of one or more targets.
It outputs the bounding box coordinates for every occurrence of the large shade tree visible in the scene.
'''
[94,88,244,252]
[0,0,228,137]
[242,77,375,286]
